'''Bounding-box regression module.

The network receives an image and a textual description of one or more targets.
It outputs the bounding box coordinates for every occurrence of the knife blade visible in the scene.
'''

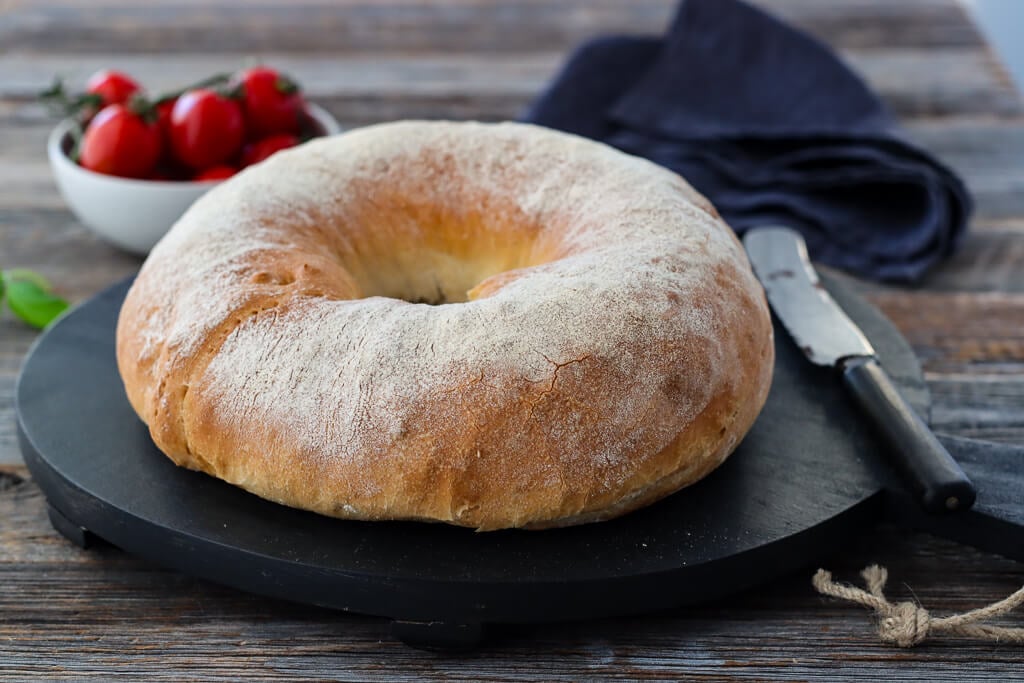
[743,226,976,514]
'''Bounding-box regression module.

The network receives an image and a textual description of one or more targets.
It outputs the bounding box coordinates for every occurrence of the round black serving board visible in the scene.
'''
[16,274,1021,648]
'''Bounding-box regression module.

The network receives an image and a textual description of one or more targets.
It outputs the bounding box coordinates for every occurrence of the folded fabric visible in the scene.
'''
[522,0,971,282]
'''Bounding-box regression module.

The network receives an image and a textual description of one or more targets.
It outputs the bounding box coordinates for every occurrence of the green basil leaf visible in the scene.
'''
[5,277,69,329]
[4,268,52,290]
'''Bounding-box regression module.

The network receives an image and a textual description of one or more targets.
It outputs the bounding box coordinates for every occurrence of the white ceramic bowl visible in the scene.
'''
[48,103,342,255]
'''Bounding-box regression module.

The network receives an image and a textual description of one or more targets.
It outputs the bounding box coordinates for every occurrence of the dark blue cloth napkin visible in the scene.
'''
[521,0,970,282]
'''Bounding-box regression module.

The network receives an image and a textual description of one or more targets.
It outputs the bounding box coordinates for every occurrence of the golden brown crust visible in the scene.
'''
[116,121,774,531]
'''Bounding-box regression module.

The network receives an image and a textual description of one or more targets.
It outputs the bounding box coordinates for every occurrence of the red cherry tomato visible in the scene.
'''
[78,104,161,178]
[85,69,141,106]
[241,134,298,167]
[169,89,245,170]
[193,165,236,181]
[155,98,176,133]
[235,66,305,138]
[153,97,177,163]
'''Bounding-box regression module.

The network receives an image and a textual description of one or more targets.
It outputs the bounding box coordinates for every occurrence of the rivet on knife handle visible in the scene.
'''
[743,226,977,514]
[841,356,976,512]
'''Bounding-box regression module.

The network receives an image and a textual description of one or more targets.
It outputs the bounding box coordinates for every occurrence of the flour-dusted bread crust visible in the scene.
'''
[116,120,774,531]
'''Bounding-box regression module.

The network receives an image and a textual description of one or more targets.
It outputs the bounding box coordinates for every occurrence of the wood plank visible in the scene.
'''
[973,217,1024,234]
[0,328,34,465]
[0,207,145,287]
[904,119,1024,220]
[761,0,984,49]
[867,291,1024,375]
[1,473,1023,678]
[0,0,678,55]
[905,118,1024,161]
[0,0,983,55]
[0,54,553,102]
[1,45,1019,120]
[853,48,1021,117]
[920,229,1024,292]
[929,376,1024,443]
[5,71,1022,136]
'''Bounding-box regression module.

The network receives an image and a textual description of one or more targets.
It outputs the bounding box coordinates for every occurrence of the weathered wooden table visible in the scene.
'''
[2,0,1023,679]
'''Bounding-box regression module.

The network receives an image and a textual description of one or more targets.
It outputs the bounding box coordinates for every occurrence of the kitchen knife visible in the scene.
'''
[743,226,976,514]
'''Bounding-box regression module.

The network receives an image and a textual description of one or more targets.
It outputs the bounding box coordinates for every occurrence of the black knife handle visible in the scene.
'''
[841,356,976,514]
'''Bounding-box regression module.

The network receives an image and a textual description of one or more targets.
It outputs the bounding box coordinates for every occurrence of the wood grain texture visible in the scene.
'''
[919,230,1024,292]
[868,292,1024,373]
[0,47,1018,121]
[0,0,986,54]
[1,0,1023,676]
[0,471,1023,681]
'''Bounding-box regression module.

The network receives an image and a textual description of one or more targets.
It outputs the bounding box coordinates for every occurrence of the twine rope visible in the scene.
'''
[812,565,1024,647]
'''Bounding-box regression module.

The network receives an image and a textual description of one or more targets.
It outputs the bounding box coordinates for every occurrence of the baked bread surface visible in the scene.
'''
[116,120,774,530]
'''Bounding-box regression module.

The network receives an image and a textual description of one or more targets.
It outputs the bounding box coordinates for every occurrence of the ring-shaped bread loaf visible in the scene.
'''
[116,120,774,530]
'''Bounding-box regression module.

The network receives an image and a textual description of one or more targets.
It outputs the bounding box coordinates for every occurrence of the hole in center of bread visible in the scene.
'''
[335,234,557,305]
[289,166,563,305]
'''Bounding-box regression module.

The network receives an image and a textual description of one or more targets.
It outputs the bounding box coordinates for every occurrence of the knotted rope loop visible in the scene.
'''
[813,565,1024,647]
